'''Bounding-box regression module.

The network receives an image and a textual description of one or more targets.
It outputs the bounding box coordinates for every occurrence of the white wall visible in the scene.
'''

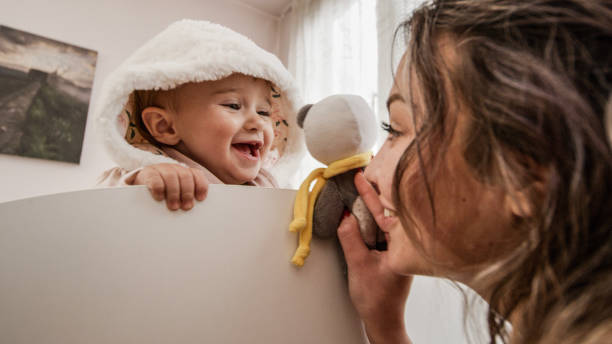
[277,6,293,68]
[0,0,280,203]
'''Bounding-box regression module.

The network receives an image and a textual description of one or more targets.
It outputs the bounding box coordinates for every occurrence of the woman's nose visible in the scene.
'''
[364,154,382,195]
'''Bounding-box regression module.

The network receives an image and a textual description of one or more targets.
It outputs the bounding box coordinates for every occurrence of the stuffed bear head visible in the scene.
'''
[297,94,378,165]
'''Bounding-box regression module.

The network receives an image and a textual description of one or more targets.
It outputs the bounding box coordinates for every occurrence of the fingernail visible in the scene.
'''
[343,209,350,218]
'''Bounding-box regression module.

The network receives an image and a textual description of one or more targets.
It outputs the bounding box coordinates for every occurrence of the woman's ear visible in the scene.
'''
[503,167,549,220]
[141,106,180,145]
[504,189,535,219]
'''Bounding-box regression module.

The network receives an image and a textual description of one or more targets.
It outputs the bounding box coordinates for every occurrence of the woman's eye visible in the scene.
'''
[257,110,270,117]
[381,121,403,140]
[223,103,241,110]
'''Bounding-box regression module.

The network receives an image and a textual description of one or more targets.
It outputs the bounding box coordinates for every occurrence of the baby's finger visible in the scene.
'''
[337,214,369,268]
[142,170,165,201]
[192,169,209,201]
[158,167,180,211]
[177,167,195,210]
[354,172,390,229]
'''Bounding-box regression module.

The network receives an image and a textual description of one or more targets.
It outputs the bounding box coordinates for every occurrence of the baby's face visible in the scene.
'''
[172,74,274,184]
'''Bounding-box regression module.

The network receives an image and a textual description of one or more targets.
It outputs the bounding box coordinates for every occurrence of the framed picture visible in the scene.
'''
[0,25,97,163]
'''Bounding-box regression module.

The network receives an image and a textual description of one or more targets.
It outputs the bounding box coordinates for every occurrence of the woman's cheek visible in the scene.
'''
[378,141,409,197]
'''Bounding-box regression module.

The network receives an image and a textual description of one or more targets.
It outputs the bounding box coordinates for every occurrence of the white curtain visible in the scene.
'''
[375,0,422,126]
[286,0,423,149]
[286,0,378,175]
[288,0,377,108]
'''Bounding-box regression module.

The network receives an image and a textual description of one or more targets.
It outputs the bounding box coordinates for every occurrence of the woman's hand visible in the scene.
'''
[130,163,209,211]
[337,172,413,344]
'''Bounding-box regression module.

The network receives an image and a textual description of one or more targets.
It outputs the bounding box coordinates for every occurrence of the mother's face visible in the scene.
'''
[365,46,519,281]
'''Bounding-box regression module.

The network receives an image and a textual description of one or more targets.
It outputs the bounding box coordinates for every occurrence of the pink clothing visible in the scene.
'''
[97,145,278,188]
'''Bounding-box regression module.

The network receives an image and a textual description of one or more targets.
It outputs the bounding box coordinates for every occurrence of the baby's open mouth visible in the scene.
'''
[232,142,262,160]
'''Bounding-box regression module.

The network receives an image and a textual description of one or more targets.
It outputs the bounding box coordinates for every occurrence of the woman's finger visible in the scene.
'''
[337,214,369,267]
[354,172,393,229]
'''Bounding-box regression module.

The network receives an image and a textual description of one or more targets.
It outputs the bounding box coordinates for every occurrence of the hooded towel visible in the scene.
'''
[95,19,305,187]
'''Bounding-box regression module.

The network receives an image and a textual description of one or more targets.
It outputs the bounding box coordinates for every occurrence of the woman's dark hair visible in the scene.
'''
[394,1,612,343]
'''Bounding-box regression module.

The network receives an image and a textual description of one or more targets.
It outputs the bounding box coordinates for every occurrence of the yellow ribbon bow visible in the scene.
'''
[289,151,372,267]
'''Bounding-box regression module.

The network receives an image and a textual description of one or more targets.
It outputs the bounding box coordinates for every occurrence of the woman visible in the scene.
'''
[337,1,612,343]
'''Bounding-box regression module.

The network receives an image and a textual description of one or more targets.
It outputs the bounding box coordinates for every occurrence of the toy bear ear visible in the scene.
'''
[297,104,313,128]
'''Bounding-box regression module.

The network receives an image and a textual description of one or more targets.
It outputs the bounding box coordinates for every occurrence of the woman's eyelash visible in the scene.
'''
[257,111,270,117]
[381,121,402,137]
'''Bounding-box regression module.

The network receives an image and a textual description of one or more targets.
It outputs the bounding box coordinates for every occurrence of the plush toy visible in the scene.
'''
[289,94,383,267]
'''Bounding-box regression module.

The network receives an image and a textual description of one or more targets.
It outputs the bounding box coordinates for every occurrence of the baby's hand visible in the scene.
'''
[132,163,209,211]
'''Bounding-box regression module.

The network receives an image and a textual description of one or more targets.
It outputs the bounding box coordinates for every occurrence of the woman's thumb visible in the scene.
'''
[337,214,368,266]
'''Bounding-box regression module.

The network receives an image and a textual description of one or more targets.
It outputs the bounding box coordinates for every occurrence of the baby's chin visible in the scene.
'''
[226,167,261,185]
[224,148,269,184]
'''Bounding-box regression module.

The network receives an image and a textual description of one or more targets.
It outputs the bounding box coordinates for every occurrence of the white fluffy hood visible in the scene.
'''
[95,19,305,187]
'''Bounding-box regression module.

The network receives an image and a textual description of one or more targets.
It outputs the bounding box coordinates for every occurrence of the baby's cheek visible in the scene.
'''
[262,144,279,169]
[263,122,275,146]
[268,121,288,158]
[260,123,276,167]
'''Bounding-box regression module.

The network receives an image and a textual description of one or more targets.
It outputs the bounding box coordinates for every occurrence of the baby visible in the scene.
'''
[96,20,304,210]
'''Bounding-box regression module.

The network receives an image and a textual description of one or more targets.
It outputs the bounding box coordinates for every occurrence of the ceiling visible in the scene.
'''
[236,0,292,17]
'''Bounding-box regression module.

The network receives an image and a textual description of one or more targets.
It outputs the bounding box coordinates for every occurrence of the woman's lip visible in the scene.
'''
[379,197,396,213]
[381,204,398,234]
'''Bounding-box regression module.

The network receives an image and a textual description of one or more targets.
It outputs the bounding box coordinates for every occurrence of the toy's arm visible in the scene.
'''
[312,181,345,239]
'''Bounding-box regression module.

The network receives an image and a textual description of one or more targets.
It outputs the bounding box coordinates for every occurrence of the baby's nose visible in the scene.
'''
[245,112,265,131]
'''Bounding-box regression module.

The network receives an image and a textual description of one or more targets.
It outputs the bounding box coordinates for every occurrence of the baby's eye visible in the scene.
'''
[257,110,270,117]
[381,121,403,140]
[223,103,241,110]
